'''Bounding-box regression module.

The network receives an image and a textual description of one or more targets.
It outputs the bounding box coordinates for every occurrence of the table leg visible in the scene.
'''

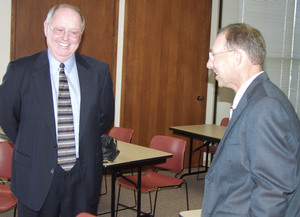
[188,137,194,174]
[110,172,116,217]
[205,143,210,172]
[180,139,211,178]
[137,167,142,217]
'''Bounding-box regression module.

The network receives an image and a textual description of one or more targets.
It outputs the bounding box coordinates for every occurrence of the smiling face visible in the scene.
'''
[44,7,83,63]
[207,32,239,92]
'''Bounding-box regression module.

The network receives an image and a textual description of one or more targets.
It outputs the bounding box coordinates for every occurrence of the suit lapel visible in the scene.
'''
[32,51,56,139]
[210,73,269,167]
[32,52,95,144]
[75,54,94,141]
[211,97,248,161]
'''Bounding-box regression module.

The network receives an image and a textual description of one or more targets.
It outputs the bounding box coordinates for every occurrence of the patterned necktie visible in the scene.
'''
[57,63,76,171]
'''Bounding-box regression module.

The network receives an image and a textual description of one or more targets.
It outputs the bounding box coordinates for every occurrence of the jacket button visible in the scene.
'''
[50,169,54,174]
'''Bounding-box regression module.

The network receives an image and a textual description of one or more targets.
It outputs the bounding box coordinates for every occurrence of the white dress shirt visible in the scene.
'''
[231,71,264,118]
[48,50,81,158]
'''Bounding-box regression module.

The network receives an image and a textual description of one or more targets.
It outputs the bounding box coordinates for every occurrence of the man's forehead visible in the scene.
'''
[212,33,227,51]
[50,7,82,28]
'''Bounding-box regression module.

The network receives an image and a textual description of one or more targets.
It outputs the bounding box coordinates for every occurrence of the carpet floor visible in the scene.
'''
[0,168,205,217]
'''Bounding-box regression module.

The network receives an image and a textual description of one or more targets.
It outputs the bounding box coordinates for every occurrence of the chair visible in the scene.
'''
[197,118,229,177]
[108,126,134,143]
[220,117,229,126]
[116,135,189,217]
[101,126,134,195]
[76,213,96,217]
[0,141,17,217]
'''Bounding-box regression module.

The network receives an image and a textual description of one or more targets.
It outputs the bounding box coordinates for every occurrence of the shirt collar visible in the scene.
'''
[232,71,264,109]
[47,49,76,75]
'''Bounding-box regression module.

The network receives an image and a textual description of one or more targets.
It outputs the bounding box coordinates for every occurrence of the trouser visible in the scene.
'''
[17,160,98,217]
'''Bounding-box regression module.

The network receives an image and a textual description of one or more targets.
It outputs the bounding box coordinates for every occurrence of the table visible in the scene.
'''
[102,141,172,217]
[179,209,202,217]
[170,124,226,178]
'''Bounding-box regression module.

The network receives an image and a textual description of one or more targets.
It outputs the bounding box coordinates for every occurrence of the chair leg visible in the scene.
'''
[151,183,188,217]
[184,181,189,210]
[211,153,214,163]
[116,184,138,216]
[14,205,17,217]
[197,150,205,180]
[117,184,155,216]
[116,184,122,217]
[100,174,107,196]
[151,189,159,217]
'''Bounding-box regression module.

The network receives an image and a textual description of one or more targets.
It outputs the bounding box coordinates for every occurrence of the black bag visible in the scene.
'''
[0,132,9,141]
[101,134,120,162]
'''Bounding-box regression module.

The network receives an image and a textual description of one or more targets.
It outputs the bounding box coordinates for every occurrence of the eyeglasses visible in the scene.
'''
[49,26,82,40]
[209,50,235,60]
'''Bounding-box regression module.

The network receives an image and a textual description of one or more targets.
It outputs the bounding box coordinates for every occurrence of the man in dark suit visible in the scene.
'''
[0,4,114,217]
[202,23,300,216]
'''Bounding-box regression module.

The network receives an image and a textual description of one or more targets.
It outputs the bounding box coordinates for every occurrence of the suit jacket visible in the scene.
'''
[0,50,114,211]
[202,72,300,217]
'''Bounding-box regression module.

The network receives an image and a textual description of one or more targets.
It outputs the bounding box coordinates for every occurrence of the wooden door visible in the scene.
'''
[121,0,212,166]
[11,0,118,89]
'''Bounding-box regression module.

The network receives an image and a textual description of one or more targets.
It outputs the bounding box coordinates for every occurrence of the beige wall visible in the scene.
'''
[206,0,238,124]
[0,1,11,84]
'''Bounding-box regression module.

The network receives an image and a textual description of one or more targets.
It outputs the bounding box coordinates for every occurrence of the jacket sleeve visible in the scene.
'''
[0,61,23,143]
[246,97,298,217]
[98,63,114,135]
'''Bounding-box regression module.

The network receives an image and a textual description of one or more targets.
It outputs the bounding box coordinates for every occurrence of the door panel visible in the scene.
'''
[121,0,212,166]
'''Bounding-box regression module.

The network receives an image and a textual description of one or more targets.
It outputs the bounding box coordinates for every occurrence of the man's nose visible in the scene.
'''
[207,58,213,69]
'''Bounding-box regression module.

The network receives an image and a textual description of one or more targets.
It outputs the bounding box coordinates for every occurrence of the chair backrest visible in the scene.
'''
[76,213,96,217]
[220,117,229,126]
[0,141,14,179]
[149,135,186,173]
[108,127,134,143]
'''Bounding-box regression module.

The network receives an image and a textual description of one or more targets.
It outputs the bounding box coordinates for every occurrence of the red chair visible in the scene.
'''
[101,127,134,196]
[108,126,134,143]
[220,117,229,126]
[116,135,189,216]
[197,118,229,178]
[0,141,17,217]
[76,212,96,217]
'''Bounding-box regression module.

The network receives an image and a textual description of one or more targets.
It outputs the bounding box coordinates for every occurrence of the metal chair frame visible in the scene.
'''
[116,135,189,217]
[100,127,134,196]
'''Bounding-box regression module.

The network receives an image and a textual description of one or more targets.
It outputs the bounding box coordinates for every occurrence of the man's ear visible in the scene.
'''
[233,49,243,66]
[44,22,48,37]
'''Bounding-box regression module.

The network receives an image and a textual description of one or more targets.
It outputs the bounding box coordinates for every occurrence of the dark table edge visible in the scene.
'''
[169,127,221,143]
[103,155,172,173]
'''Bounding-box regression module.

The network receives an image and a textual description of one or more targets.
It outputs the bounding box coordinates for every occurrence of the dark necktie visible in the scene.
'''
[57,63,76,171]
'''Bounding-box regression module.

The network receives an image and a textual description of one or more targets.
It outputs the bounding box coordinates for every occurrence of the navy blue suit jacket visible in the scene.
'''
[0,50,114,211]
[202,72,300,217]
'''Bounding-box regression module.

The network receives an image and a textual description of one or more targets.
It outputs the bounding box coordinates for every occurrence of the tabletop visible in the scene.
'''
[170,124,226,142]
[103,141,173,172]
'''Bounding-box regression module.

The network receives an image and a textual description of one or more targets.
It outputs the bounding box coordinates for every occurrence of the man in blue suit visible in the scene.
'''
[0,4,114,217]
[202,23,300,216]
